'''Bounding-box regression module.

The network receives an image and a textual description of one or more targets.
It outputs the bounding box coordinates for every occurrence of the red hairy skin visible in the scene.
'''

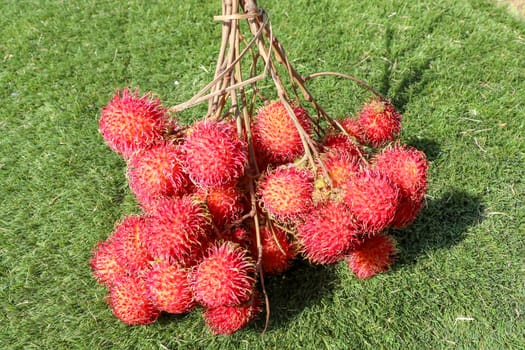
[347,234,398,279]
[182,121,248,187]
[340,117,366,145]
[258,166,314,221]
[297,202,362,264]
[252,101,312,165]
[191,242,255,308]
[145,260,196,314]
[110,215,152,272]
[343,170,400,234]
[196,183,245,228]
[251,225,296,275]
[357,100,402,148]
[145,196,211,266]
[99,89,171,158]
[127,143,189,206]
[202,293,263,335]
[108,275,161,325]
[90,239,127,288]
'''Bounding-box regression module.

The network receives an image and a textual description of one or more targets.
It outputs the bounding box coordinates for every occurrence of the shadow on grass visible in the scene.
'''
[251,261,339,332]
[392,190,484,266]
[405,137,441,161]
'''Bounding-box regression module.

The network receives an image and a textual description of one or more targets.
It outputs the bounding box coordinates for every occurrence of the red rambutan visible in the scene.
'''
[347,234,398,279]
[202,293,262,335]
[182,121,247,187]
[196,183,245,228]
[108,275,160,325]
[321,149,361,188]
[90,239,127,288]
[145,196,210,266]
[127,143,189,206]
[258,166,314,221]
[342,170,400,234]
[145,260,196,314]
[297,201,361,264]
[252,225,296,275]
[340,117,366,145]
[191,241,255,308]
[99,89,170,158]
[357,100,402,148]
[110,215,152,272]
[323,134,365,161]
[252,101,312,164]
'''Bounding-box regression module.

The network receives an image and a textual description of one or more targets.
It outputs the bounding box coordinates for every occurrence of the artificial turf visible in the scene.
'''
[1,0,524,349]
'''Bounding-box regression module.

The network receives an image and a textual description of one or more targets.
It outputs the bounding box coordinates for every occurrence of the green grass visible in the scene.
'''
[1,0,524,349]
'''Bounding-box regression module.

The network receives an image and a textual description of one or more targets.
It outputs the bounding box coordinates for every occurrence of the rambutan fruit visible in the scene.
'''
[127,143,189,206]
[297,201,361,264]
[320,149,361,188]
[342,170,400,234]
[251,225,296,275]
[145,196,210,266]
[340,117,366,145]
[182,121,247,187]
[357,100,402,148]
[257,166,314,221]
[390,194,424,228]
[90,240,127,288]
[99,89,170,158]
[110,215,152,272]
[108,275,160,325]
[196,183,245,228]
[216,226,251,247]
[322,134,365,162]
[374,145,429,201]
[202,293,262,335]
[191,241,255,308]
[252,101,312,164]
[145,260,196,314]
[347,234,398,279]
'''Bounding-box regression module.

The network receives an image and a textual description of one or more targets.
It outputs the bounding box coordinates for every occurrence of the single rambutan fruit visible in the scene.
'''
[108,275,160,325]
[145,196,210,266]
[251,225,296,275]
[390,194,425,229]
[90,239,127,288]
[196,183,245,228]
[357,99,402,148]
[347,234,398,279]
[252,100,312,164]
[342,170,400,234]
[110,215,152,272]
[202,292,263,335]
[257,166,314,221]
[297,201,362,264]
[145,260,196,314]
[216,226,251,247]
[340,117,366,145]
[99,88,170,158]
[127,143,189,205]
[320,149,361,188]
[322,134,365,161]
[374,145,429,200]
[191,241,255,308]
[182,121,247,187]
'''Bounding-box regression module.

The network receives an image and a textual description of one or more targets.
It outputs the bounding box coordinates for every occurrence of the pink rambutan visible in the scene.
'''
[297,201,362,264]
[99,89,171,158]
[321,149,361,188]
[252,101,312,164]
[340,117,366,145]
[357,100,402,148]
[145,196,210,266]
[196,183,245,228]
[202,293,262,335]
[390,194,424,228]
[191,241,255,308]
[323,134,365,161]
[110,215,152,272]
[347,234,398,279]
[145,260,196,314]
[127,143,189,205]
[374,145,428,201]
[182,121,247,187]
[90,239,127,288]
[342,170,400,234]
[257,166,314,221]
[108,275,160,325]
[251,225,296,275]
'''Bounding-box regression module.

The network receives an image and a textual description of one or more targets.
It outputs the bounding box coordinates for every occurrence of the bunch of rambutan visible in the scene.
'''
[91,89,428,335]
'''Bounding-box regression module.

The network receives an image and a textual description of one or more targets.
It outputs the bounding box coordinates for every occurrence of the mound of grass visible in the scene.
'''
[1,0,523,348]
